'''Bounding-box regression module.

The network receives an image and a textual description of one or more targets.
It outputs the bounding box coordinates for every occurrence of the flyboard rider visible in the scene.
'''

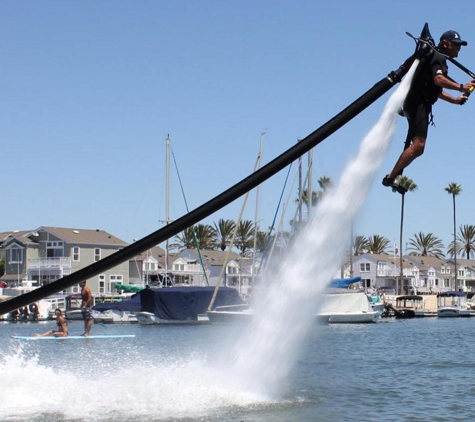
[383,30,475,193]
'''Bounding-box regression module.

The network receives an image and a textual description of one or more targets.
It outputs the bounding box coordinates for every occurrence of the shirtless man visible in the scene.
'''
[36,308,68,337]
[79,280,93,337]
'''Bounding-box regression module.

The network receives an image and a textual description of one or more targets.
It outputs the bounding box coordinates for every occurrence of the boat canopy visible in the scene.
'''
[396,295,423,301]
[437,291,466,297]
[328,277,362,288]
[320,291,373,314]
[92,293,142,312]
[113,283,144,293]
[139,287,245,321]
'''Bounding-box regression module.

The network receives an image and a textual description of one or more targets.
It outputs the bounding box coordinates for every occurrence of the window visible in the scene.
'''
[10,247,23,263]
[72,247,80,262]
[94,248,101,262]
[360,263,370,272]
[173,264,185,271]
[46,241,64,258]
[99,275,105,293]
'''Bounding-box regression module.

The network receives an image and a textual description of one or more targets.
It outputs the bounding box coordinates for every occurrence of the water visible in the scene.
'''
[1,63,423,420]
[1,318,475,421]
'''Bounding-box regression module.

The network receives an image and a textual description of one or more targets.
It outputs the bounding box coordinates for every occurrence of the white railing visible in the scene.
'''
[28,257,72,270]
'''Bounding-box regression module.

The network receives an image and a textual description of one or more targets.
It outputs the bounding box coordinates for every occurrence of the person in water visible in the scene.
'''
[383,30,475,190]
[79,280,93,337]
[36,308,68,337]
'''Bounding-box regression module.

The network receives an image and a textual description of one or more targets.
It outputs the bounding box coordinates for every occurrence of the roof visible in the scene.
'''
[38,226,128,246]
[181,249,242,266]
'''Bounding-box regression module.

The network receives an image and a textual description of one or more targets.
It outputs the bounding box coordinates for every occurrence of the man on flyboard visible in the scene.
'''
[383,30,475,194]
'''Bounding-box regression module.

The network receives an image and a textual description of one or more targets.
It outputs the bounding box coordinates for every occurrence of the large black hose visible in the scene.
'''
[0,54,416,315]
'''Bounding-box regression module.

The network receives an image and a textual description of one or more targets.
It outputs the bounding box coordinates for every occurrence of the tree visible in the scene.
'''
[445,182,462,290]
[367,235,390,254]
[235,220,255,256]
[448,224,475,260]
[353,235,369,255]
[173,224,216,250]
[0,258,4,277]
[396,176,417,294]
[213,219,236,251]
[407,232,445,259]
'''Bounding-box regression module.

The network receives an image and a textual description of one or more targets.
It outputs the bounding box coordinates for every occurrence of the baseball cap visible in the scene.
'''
[440,30,467,46]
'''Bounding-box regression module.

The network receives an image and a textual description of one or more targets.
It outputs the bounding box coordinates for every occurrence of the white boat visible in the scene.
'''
[135,311,209,325]
[206,304,252,324]
[437,291,472,317]
[318,290,381,323]
[2,296,67,322]
[90,293,141,324]
[65,293,135,320]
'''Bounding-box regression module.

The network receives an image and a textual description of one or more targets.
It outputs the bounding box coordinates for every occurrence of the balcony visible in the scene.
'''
[28,257,72,270]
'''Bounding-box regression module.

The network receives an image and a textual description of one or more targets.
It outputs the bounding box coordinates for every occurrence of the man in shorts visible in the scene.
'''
[383,30,475,191]
[79,280,93,337]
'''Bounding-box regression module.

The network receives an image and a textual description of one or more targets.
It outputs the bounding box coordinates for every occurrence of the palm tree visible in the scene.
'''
[367,235,390,254]
[396,176,417,294]
[448,224,475,260]
[407,232,445,259]
[353,235,369,255]
[174,224,216,250]
[445,182,462,290]
[213,219,236,251]
[235,220,255,256]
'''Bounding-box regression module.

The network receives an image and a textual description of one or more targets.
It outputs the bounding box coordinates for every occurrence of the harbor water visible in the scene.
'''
[1,318,474,422]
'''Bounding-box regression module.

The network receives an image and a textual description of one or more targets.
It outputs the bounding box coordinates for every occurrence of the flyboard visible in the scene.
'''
[13,334,135,341]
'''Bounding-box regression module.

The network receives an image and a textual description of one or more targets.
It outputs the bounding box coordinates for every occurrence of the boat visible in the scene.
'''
[91,293,141,324]
[135,286,245,325]
[437,291,472,317]
[2,296,67,322]
[65,293,135,320]
[318,290,381,324]
[206,303,252,324]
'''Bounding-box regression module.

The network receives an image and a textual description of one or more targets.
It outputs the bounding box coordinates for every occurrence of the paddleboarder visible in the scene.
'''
[36,309,68,337]
[383,30,475,192]
[79,280,93,337]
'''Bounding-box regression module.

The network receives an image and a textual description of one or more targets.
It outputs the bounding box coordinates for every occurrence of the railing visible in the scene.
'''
[28,257,72,269]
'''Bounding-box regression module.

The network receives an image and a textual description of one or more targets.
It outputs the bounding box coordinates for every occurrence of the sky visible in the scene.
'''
[2,1,475,253]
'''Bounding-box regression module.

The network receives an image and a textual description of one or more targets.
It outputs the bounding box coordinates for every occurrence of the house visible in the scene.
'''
[129,245,172,285]
[404,255,452,292]
[347,253,419,294]
[0,226,129,295]
[170,249,253,297]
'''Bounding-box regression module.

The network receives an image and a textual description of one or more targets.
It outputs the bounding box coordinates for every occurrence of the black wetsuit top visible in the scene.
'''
[403,49,448,140]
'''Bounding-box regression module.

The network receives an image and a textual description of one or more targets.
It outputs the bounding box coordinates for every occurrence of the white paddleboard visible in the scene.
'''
[13,335,135,340]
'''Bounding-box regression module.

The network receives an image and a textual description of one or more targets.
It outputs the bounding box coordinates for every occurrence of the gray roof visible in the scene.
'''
[38,226,128,246]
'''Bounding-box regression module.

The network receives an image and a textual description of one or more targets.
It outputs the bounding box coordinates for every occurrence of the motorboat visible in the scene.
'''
[318,290,381,324]
[136,286,245,325]
[437,291,472,317]
[91,293,141,324]
[206,304,252,324]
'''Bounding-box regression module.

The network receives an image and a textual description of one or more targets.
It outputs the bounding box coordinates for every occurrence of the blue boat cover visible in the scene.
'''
[139,287,245,321]
[437,290,466,297]
[93,293,142,312]
[328,277,362,288]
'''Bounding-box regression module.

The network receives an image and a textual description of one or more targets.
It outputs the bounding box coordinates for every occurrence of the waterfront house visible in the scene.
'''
[0,226,129,295]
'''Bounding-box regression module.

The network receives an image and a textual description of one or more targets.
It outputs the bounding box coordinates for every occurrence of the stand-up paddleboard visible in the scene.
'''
[13,335,135,341]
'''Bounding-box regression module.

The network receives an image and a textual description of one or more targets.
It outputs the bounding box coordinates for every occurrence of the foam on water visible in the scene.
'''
[0,347,266,421]
[229,60,420,395]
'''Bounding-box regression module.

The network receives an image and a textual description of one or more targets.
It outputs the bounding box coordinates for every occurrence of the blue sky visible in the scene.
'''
[2,1,475,252]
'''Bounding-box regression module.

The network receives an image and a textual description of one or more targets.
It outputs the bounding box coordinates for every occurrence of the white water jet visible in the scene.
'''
[230,61,420,395]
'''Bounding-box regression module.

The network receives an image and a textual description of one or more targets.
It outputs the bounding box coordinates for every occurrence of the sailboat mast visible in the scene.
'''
[307,148,313,220]
[252,132,265,285]
[164,135,171,287]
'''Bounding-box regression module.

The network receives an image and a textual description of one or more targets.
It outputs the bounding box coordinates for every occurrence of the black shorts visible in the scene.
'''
[403,97,432,139]
[81,308,93,321]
